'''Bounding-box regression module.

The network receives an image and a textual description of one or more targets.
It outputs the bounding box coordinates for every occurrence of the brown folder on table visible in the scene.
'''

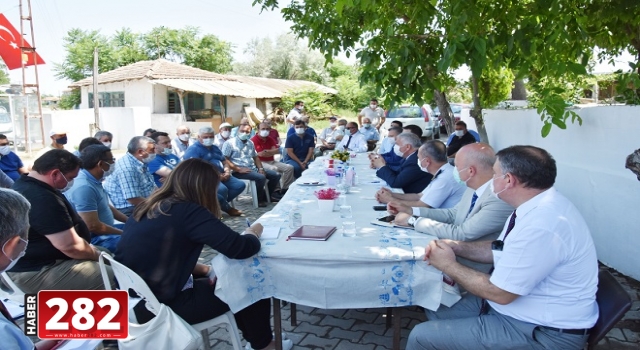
[287,225,337,241]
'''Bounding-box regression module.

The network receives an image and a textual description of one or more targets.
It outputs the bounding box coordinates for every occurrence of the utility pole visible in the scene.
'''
[91,47,100,135]
[19,0,44,155]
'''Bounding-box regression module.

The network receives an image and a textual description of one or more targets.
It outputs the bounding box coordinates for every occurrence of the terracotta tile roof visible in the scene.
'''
[227,75,337,95]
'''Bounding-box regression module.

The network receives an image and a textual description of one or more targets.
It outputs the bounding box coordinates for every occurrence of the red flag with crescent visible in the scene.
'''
[0,13,45,70]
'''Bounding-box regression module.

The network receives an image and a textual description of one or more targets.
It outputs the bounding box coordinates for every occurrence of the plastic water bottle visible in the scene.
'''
[289,205,302,229]
[346,167,355,186]
[335,172,342,186]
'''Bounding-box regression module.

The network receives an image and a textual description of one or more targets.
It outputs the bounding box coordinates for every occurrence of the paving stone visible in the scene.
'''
[293,321,332,337]
[298,334,340,349]
[319,315,356,329]
[328,327,365,342]
[313,308,348,318]
[622,310,640,321]
[604,338,640,349]
[606,328,626,341]
[334,340,376,350]
[360,331,394,347]
[350,321,389,336]
[632,300,640,311]
[623,328,640,342]
[375,345,392,350]
[343,309,379,323]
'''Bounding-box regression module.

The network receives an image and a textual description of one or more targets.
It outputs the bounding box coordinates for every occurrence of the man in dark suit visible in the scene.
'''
[371,132,432,194]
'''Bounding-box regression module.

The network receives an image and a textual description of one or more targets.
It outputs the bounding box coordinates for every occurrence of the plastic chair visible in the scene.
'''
[586,269,633,349]
[0,272,25,304]
[235,179,270,209]
[98,253,243,350]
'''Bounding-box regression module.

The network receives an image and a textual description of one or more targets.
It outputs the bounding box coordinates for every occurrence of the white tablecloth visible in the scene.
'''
[213,155,461,312]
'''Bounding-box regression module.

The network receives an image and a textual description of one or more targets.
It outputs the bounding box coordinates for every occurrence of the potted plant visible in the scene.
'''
[314,188,340,212]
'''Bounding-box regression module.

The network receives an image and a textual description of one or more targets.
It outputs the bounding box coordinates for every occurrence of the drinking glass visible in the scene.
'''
[342,221,357,237]
[339,205,352,218]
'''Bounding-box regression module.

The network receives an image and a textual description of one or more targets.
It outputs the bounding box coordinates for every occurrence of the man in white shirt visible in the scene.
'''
[171,125,195,160]
[286,100,304,129]
[358,98,385,130]
[315,116,343,156]
[406,145,598,350]
[377,140,465,211]
[214,122,232,149]
[337,122,368,153]
[359,117,380,151]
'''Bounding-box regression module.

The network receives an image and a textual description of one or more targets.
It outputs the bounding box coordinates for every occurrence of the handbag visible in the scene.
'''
[118,303,204,350]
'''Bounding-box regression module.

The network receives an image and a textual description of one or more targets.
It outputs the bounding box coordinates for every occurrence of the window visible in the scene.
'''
[88,92,125,108]
[167,92,226,115]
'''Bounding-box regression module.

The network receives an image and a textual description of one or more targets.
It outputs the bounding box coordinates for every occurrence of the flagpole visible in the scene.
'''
[92,47,100,135]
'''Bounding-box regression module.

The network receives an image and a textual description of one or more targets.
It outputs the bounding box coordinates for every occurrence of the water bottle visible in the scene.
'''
[335,171,342,186]
[346,166,355,186]
[289,205,302,229]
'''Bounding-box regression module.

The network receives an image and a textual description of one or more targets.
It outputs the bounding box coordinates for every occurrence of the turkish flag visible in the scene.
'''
[0,13,45,70]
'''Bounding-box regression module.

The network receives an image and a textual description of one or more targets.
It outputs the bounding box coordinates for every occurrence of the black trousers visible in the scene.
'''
[134,278,272,349]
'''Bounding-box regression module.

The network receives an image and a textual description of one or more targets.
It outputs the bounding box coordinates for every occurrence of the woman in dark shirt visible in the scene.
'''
[115,158,285,350]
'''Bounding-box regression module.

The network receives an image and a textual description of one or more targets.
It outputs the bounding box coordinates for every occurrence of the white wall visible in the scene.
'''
[152,84,169,113]
[81,80,153,110]
[150,114,184,135]
[227,97,256,125]
[484,105,640,280]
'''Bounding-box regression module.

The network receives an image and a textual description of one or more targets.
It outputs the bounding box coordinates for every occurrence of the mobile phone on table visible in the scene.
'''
[373,205,387,211]
[377,215,396,223]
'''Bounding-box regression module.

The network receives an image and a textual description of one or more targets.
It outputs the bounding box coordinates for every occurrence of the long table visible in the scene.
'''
[212,154,461,349]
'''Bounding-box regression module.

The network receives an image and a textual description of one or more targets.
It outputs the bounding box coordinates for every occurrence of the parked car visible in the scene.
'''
[434,104,463,134]
[380,104,440,140]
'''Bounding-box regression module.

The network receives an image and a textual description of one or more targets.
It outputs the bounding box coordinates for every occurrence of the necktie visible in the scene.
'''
[479,210,517,315]
[344,135,352,149]
[467,192,478,216]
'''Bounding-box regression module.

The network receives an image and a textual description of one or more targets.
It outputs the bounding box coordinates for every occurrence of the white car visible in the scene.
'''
[380,104,440,140]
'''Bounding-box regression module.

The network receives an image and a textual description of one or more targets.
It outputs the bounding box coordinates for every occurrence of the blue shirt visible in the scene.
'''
[359,126,380,141]
[221,137,258,171]
[0,312,33,350]
[0,152,24,181]
[148,153,181,187]
[65,169,115,237]
[286,127,317,139]
[183,142,225,172]
[284,133,315,161]
[104,153,157,210]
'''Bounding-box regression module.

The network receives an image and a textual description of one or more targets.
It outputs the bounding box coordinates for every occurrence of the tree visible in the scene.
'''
[53,29,119,82]
[0,60,10,85]
[253,0,597,139]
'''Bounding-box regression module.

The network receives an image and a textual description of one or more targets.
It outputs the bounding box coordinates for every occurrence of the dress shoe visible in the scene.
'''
[258,202,268,207]
[270,196,281,203]
[224,208,244,217]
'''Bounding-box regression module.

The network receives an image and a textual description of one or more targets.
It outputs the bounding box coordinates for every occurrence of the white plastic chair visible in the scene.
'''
[0,272,25,304]
[234,179,270,209]
[98,253,243,350]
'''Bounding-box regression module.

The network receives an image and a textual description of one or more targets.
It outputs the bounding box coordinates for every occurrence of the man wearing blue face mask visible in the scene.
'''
[66,145,128,254]
[148,131,181,187]
[359,117,380,152]
[389,143,513,273]
[33,129,68,163]
[184,126,246,216]
[223,124,282,206]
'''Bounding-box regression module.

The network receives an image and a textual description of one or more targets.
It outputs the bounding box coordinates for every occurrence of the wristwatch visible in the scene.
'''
[407,216,418,227]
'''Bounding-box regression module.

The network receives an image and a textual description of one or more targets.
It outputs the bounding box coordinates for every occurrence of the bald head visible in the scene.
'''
[454,143,496,189]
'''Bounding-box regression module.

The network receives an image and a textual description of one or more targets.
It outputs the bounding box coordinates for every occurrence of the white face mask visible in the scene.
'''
[455,130,464,137]
[142,152,156,164]
[295,128,306,135]
[238,132,251,141]
[1,238,28,272]
[330,122,337,127]
[60,173,74,192]
[370,104,377,110]
[102,142,112,149]
[162,147,173,156]
[221,130,230,139]
[0,145,10,155]
[393,144,404,157]
[417,158,428,173]
[338,125,346,131]
[298,106,304,111]
[178,133,190,142]
[259,130,270,137]
[202,138,214,147]
[363,123,372,129]
[490,175,508,199]
[102,161,115,178]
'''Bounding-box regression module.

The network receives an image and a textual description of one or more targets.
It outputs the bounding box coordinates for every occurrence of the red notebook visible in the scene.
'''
[287,225,337,241]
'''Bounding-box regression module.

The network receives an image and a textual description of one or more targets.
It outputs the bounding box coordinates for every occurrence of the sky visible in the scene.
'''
[0,0,634,96]
[1,0,297,95]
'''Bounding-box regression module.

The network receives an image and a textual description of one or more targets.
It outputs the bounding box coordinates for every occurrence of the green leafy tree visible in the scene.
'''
[112,28,148,66]
[280,87,333,120]
[58,90,81,110]
[0,60,9,85]
[53,29,119,82]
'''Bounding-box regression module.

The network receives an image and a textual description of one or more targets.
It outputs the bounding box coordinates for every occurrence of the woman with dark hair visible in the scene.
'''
[115,158,291,350]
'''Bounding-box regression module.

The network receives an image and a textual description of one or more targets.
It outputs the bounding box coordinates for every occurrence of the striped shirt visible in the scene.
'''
[104,153,156,210]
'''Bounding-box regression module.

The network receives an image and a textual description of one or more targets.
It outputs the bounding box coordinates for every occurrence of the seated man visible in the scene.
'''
[284,120,315,178]
[0,169,12,188]
[376,127,403,171]
[72,137,102,157]
[104,136,157,216]
[171,125,195,159]
[184,127,245,216]
[231,118,256,138]
[148,132,181,187]
[446,129,480,145]
[335,118,348,141]
[315,116,342,156]
[94,130,113,149]
[66,145,128,254]
[143,128,156,137]
[252,122,294,195]
[262,119,282,146]
[390,143,514,272]
[377,140,465,211]
[33,129,67,162]
[390,120,403,129]
[406,145,598,350]
[403,124,423,139]
[214,122,232,149]
[337,122,368,153]
[8,149,115,292]
[447,120,477,162]
[371,132,432,194]
[0,133,28,181]
[222,124,282,206]
[287,115,317,141]
[359,117,380,152]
